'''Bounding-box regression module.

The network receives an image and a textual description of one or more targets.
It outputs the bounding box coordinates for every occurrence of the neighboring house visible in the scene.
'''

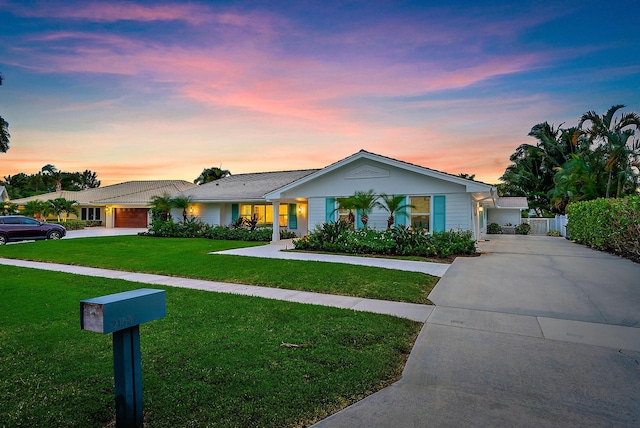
[9,180,196,228]
[484,197,529,231]
[0,186,8,203]
[174,150,501,241]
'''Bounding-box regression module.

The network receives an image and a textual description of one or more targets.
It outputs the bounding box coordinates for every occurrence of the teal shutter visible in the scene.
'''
[356,209,363,229]
[433,195,446,232]
[325,198,335,223]
[231,204,239,222]
[288,204,298,229]
[396,196,408,226]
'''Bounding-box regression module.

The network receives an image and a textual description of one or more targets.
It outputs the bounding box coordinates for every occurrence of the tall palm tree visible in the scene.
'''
[194,167,231,185]
[0,73,10,153]
[21,200,51,220]
[349,189,379,228]
[378,194,414,229]
[49,198,78,222]
[579,104,640,198]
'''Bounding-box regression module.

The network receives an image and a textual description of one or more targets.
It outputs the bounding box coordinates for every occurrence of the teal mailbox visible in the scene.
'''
[81,289,166,428]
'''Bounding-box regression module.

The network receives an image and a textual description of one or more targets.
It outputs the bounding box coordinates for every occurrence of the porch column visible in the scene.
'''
[271,201,280,243]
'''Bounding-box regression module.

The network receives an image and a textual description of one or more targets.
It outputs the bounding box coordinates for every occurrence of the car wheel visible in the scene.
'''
[0,234,7,245]
[47,230,62,240]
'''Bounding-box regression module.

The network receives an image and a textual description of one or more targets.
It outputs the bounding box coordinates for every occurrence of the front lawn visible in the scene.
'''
[0,265,421,427]
[0,236,437,304]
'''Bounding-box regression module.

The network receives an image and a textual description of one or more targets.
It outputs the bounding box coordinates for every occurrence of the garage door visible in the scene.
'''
[114,208,149,228]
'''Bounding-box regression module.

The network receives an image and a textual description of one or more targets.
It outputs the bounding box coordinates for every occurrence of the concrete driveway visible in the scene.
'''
[313,235,640,427]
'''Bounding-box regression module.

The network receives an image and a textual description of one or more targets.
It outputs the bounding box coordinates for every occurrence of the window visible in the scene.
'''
[410,196,430,231]
[279,204,288,227]
[81,207,101,221]
[240,204,274,226]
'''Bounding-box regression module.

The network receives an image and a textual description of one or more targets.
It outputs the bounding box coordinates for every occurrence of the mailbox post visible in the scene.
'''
[81,289,166,428]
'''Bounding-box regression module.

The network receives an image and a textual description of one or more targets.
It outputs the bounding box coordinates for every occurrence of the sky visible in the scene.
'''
[1,0,639,186]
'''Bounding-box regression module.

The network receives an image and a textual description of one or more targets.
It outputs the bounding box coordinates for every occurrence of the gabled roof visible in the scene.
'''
[10,180,196,205]
[265,149,494,199]
[177,170,319,202]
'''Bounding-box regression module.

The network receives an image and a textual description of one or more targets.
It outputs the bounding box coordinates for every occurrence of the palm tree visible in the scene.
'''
[579,105,640,198]
[1,202,18,215]
[336,196,356,226]
[0,73,10,153]
[378,194,415,229]
[194,167,231,185]
[349,189,379,228]
[49,198,78,222]
[77,170,101,189]
[170,195,191,222]
[150,194,173,222]
[41,164,62,191]
[21,200,51,220]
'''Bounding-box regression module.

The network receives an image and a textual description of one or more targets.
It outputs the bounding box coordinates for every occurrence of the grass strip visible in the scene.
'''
[0,265,421,427]
[0,236,437,303]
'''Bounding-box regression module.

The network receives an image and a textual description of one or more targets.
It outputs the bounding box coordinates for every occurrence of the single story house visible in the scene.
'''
[173,150,504,242]
[9,180,196,227]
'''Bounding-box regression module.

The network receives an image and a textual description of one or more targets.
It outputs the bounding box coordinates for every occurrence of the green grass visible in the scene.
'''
[0,265,421,427]
[0,236,437,304]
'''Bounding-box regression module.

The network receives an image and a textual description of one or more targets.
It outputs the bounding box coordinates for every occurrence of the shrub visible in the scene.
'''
[515,223,531,235]
[202,225,273,242]
[547,230,562,237]
[566,196,640,262]
[48,219,86,230]
[294,223,476,258]
[487,223,501,234]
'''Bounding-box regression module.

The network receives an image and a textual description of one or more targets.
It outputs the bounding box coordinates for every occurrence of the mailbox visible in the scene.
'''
[81,288,166,334]
[80,288,166,428]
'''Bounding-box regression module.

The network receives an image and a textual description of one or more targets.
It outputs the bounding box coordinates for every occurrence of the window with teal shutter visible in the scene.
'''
[231,204,239,222]
[325,198,335,223]
[288,204,298,229]
[433,195,446,232]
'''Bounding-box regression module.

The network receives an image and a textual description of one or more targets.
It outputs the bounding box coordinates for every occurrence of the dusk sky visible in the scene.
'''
[1,0,639,186]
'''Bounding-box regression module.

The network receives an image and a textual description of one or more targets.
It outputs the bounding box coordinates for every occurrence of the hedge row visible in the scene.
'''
[566,196,640,262]
[293,223,476,258]
[141,218,296,242]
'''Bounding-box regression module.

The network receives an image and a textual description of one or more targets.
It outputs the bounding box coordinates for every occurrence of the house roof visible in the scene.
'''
[495,197,529,209]
[177,170,320,202]
[10,180,197,205]
[0,186,9,202]
[265,149,495,199]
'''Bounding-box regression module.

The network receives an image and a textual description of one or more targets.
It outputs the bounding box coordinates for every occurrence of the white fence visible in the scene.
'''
[523,215,568,236]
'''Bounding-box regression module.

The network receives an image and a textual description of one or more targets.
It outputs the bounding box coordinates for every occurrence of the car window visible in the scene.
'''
[3,217,21,224]
[21,217,41,225]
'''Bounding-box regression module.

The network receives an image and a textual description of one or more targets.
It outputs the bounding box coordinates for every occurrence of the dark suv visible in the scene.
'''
[0,215,66,245]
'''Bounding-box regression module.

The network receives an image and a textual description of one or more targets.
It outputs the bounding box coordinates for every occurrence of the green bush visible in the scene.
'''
[547,230,562,237]
[48,219,86,230]
[294,224,476,258]
[566,196,640,262]
[515,223,531,235]
[487,223,501,234]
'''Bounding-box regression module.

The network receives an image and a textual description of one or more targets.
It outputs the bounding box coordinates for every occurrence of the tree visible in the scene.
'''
[170,195,191,223]
[41,164,63,192]
[21,200,51,220]
[77,170,101,189]
[194,167,231,185]
[348,189,379,227]
[1,202,18,215]
[0,73,10,153]
[378,194,414,229]
[150,194,173,222]
[336,196,356,226]
[49,198,78,222]
[579,105,640,198]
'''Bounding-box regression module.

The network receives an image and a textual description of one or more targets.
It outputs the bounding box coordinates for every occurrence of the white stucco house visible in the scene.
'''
[173,150,503,242]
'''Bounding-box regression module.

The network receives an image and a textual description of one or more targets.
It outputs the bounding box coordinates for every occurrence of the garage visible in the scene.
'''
[114,208,149,228]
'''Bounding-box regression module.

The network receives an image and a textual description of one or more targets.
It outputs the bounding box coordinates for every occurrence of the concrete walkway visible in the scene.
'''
[312,235,640,428]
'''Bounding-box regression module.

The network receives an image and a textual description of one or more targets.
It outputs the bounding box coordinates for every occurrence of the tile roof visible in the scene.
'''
[10,180,197,205]
[495,197,529,208]
[177,170,320,201]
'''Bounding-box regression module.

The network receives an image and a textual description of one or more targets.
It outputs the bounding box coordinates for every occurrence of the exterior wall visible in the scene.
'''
[308,197,327,231]
[487,209,522,227]
[444,193,471,231]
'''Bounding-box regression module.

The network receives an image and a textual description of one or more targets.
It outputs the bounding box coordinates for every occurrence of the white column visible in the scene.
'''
[271,201,280,243]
